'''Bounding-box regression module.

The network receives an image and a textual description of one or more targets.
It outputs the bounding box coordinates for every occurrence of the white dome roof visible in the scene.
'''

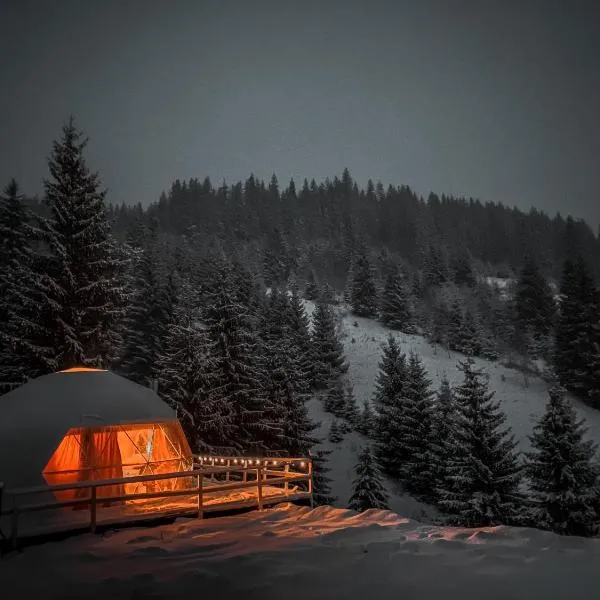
[0,370,178,492]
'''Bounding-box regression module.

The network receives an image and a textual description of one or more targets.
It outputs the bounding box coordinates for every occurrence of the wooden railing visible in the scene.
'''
[0,456,312,550]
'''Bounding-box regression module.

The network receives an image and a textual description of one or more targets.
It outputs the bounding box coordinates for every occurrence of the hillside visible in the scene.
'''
[304,299,600,518]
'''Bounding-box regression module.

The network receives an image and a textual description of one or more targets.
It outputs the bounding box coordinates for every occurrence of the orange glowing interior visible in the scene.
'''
[43,421,194,505]
[59,367,107,373]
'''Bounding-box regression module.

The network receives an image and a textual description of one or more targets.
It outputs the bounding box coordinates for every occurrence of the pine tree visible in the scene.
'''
[260,288,317,456]
[329,419,343,443]
[204,270,278,455]
[526,385,599,536]
[398,351,436,500]
[342,384,360,429]
[305,270,319,301]
[429,376,456,503]
[311,448,336,506]
[311,300,348,389]
[286,285,314,392]
[0,179,40,391]
[437,358,523,527]
[323,379,346,416]
[350,249,378,317]
[379,271,413,332]
[514,258,556,341]
[554,257,598,398]
[348,446,389,512]
[118,248,164,386]
[156,280,236,455]
[372,335,409,478]
[30,119,123,372]
[357,399,376,437]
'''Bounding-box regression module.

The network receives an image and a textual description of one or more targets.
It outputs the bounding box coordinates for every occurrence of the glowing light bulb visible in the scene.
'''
[300,461,306,468]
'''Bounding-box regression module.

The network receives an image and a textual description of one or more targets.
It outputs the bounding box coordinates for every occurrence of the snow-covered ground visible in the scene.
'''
[4,298,600,598]
[2,502,600,599]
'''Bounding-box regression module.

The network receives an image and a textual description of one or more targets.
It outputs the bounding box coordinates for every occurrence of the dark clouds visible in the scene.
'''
[1,0,599,227]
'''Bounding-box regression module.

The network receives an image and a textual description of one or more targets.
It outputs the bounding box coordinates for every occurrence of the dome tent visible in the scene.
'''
[0,368,193,506]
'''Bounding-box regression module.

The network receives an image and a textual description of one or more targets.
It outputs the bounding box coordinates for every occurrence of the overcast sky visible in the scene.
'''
[1,0,599,228]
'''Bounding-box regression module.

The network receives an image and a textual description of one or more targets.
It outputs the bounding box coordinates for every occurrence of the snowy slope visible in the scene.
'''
[304,300,600,518]
[2,503,600,599]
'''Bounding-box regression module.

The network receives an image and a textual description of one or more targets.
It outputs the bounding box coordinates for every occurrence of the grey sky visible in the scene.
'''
[1,0,599,228]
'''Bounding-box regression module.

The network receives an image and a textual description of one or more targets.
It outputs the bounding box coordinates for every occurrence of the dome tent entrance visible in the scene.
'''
[0,368,194,506]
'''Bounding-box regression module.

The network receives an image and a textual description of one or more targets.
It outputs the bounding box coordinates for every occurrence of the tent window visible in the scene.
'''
[42,421,194,505]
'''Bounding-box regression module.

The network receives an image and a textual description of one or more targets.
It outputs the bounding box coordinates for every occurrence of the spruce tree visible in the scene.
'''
[323,379,346,417]
[554,257,598,398]
[204,270,278,455]
[0,179,39,391]
[311,448,336,506]
[261,288,317,456]
[350,249,378,317]
[526,385,599,536]
[348,446,389,512]
[429,376,456,503]
[514,258,556,341]
[437,358,523,527]
[31,119,123,372]
[286,285,314,392]
[399,351,436,500]
[372,335,409,478]
[305,270,319,301]
[379,271,413,332]
[342,384,360,429]
[329,419,343,443]
[357,399,376,437]
[311,300,348,389]
[156,280,236,455]
[118,248,164,386]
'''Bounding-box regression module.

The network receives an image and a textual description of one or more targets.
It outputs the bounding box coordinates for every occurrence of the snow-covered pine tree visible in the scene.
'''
[342,384,360,429]
[437,358,523,527]
[286,285,314,393]
[379,271,413,332]
[348,446,389,512]
[305,269,319,301]
[311,300,348,389]
[31,119,124,372]
[429,375,456,504]
[0,179,41,391]
[329,419,343,443]
[204,270,278,455]
[514,258,556,342]
[357,399,376,437]
[156,279,236,455]
[118,248,165,386]
[526,385,599,536]
[260,288,318,456]
[311,448,336,506]
[350,248,378,317]
[398,351,436,500]
[323,378,346,417]
[554,257,597,398]
[372,335,409,478]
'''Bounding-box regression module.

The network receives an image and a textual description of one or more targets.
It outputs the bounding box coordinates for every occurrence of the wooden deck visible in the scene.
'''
[0,456,313,548]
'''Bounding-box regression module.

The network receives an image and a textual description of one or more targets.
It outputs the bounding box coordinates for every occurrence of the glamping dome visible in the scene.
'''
[0,368,193,503]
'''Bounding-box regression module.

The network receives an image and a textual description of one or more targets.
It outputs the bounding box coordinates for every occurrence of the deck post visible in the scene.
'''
[308,459,314,508]
[90,486,97,532]
[225,459,230,482]
[257,465,263,510]
[197,472,204,519]
[284,463,289,493]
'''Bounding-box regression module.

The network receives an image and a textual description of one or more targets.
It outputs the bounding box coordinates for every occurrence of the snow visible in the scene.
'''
[2,502,600,599]
[5,297,600,597]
